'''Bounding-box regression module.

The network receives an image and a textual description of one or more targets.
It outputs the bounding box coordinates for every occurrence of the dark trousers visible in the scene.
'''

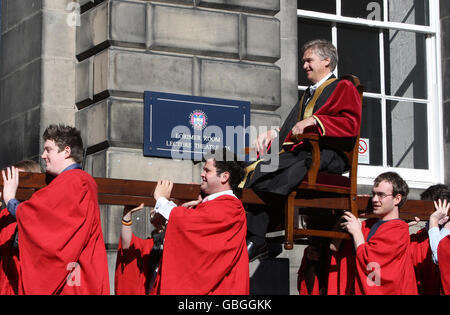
[244,148,347,244]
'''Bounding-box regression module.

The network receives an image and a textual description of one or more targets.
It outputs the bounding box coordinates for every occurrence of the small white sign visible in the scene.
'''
[358,138,370,164]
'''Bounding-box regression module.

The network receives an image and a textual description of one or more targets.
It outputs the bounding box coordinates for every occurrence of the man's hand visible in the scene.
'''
[2,166,19,205]
[291,117,316,136]
[153,180,173,201]
[253,129,277,154]
[340,211,365,249]
[181,195,202,209]
[430,199,450,228]
[122,203,144,222]
[408,217,421,227]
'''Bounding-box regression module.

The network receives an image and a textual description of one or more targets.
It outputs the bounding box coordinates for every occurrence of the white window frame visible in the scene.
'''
[297,0,444,189]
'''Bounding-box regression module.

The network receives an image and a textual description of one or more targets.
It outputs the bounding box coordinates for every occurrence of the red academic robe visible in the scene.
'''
[409,227,441,295]
[16,169,110,295]
[115,234,156,295]
[297,240,355,295]
[326,240,356,295]
[297,246,321,295]
[438,236,450,294]
[355,219,418,295]
[0,208,21,294]
[155,195,249,295]
[284,79,362,151]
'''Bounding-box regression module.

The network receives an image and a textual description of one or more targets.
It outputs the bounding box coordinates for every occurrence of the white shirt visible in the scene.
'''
[154,190,237,221]
[311,72,334,91]
[428,227,450,265]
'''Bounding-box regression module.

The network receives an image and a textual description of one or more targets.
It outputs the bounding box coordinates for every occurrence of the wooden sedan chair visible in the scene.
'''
[283,75,364,250]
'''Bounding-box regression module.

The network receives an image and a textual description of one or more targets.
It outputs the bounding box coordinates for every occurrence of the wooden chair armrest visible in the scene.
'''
[290,133,320,143]
[289,133,321,185]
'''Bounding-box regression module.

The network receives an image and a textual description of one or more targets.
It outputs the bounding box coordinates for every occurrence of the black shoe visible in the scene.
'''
[247,241,269,262]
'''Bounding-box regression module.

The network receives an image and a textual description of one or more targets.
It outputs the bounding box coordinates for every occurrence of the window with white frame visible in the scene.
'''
[297,0,444,188]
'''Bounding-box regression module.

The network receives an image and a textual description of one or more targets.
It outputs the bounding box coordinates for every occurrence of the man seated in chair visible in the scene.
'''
[241,39,362,261]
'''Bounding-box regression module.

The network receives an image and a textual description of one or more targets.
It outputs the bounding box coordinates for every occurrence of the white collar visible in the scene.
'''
[202,190,237,203]
[311,72,333,90]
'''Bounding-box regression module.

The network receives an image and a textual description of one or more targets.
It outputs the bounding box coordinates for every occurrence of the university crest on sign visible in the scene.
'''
[189,110,207,130]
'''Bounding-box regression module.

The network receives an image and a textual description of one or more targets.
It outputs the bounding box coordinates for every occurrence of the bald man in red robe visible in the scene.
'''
[2,125,109,295]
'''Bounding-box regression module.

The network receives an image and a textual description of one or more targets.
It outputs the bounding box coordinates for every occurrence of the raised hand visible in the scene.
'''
[2,166,19,205]
[153,180,173,201]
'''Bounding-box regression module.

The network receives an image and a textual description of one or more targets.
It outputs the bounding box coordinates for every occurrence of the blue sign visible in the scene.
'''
[144,91,250,161]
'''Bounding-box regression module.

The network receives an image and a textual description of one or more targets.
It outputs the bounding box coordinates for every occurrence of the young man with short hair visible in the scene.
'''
[2,124,110,295]
[341,172,418,295]
[150,148,249,295]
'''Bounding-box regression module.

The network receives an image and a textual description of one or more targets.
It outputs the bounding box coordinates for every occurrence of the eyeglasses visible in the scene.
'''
[371,191,393,199]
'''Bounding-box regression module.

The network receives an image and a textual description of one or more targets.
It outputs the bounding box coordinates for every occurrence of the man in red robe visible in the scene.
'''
[427,197,450,294]
[341,172,418,295]
[150,149,249,295]
[0,206,20,295]
[438,236,450,294]
[2,125,110,295]
[0,160,42,295]
[115,204,164,295]
[241,39,362,260]
[409,184,448,295]
[297,223,356,295]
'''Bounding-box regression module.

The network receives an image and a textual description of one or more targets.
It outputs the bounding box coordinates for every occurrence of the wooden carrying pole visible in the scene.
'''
[0,172,436,220]
[0,171,266,207]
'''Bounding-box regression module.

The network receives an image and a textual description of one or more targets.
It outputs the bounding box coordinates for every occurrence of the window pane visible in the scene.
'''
[337,24,380,93]
[388,0,429,26]
[360,98,383,166]
[341,0,384,21]
[384,30,427,99]
[297,0,336,14]
[386,101,428,169]
[298,19,332,86]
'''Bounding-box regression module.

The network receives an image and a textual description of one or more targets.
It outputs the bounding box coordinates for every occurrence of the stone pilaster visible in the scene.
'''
[75,0,282,247]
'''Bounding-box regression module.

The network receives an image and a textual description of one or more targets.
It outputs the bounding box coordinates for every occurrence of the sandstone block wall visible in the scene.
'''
[75,0,282,247]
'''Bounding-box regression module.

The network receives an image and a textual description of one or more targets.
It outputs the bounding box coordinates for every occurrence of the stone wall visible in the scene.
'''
[0,0,77,168]
[0,0,43,166]
[75,0,283,247]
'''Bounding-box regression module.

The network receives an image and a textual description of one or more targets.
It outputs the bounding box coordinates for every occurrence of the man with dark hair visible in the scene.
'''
[42,124,84,165]
[147,148,249,294]
[420,184,450,202]
[410,184,449,295]
[341,172,418,295]
[0,160,41,295]
[242,39,362,260]
[2,124,110,295]
[424,185,450,294]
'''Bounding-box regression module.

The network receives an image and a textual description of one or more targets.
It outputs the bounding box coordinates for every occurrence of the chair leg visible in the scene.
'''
[284,191,296,250]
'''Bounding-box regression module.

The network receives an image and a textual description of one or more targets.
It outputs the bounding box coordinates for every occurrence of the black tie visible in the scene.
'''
[305,87,315,104]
